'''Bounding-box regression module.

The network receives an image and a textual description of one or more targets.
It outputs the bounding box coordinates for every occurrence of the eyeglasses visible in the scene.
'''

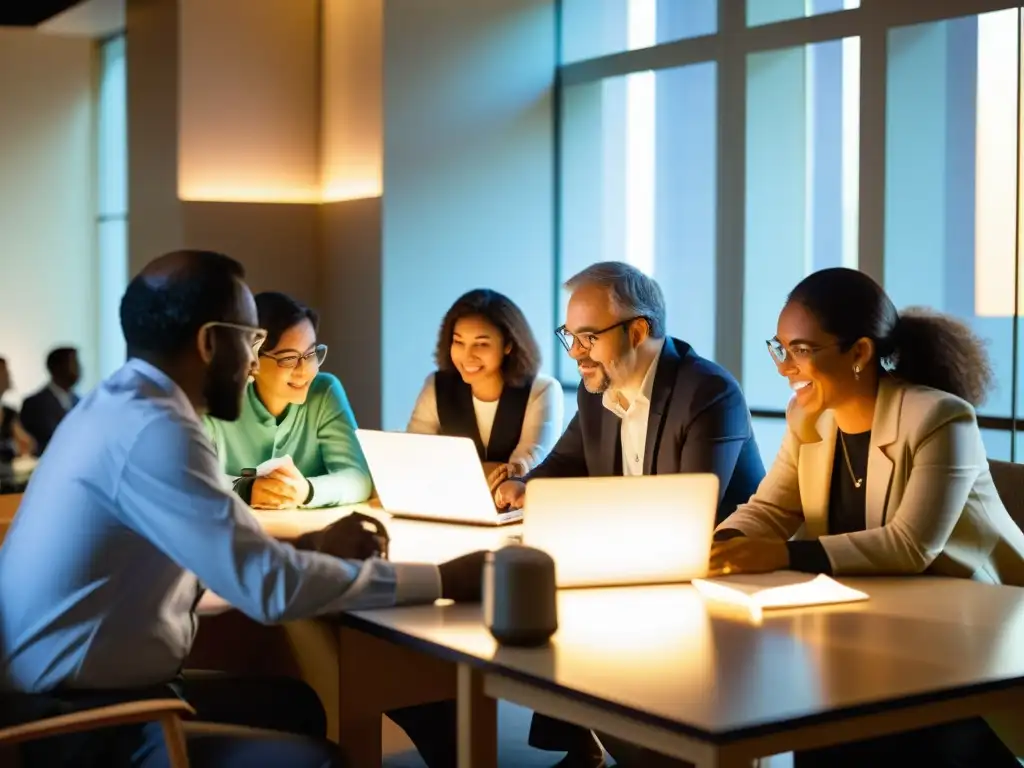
[555,317,644,353]
[766,338,840,365]
[201,322,268,354]
[261,344,328,369]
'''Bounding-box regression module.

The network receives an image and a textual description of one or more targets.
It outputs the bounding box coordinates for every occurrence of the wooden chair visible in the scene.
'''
[0,698,194,768]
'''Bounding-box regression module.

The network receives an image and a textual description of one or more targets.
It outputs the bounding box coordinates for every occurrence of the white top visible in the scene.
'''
[407,372,563,474]
[601,338,664,476]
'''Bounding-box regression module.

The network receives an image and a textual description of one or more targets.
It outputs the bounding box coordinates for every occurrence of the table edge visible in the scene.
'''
[340,611,1024,744]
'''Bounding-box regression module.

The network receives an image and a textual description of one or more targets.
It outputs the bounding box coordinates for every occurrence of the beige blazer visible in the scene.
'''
[717,378,1024,585]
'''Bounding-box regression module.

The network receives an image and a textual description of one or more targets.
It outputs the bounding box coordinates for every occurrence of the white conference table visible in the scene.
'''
[249,505,1024,768]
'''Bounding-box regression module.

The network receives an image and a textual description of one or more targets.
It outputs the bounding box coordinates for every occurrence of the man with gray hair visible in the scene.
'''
[495,261,765,767]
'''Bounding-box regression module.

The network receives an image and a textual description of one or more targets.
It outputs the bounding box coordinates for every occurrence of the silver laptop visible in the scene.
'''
[522,474,719,588]
[355,430,522,526]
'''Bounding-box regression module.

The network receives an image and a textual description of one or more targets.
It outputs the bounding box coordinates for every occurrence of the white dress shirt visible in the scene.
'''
[407,372,564,474]
[0,358,440,693]
[601,339,665,476]
[47,382,74,412]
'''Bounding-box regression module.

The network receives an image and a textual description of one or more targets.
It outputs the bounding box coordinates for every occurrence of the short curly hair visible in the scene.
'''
[434,289,541,387]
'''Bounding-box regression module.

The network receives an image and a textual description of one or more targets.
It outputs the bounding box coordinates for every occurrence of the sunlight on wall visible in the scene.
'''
[974,9,1021,317]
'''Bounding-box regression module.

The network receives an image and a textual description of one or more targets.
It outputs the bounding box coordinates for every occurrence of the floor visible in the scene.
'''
[381,701,794,767]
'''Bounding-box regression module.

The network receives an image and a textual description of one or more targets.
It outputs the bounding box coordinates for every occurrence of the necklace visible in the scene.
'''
[838,431,864,489]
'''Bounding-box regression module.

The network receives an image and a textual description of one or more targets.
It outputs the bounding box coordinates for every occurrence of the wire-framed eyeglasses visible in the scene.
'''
[200,321,268,354]
[261,344,328,369]
[555,317,645,353]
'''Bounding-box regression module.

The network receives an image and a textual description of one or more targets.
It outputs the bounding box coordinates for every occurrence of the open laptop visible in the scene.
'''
[522,474,719,588]
[355,430,522,526]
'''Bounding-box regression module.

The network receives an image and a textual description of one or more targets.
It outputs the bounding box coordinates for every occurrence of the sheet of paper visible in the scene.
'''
[692,571,868,609]
[257,455,294,477]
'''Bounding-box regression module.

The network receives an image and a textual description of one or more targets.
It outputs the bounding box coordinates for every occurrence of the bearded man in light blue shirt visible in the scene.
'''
[0,250,484,767]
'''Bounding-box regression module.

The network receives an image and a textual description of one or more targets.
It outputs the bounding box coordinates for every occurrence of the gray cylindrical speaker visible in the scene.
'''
[483,545,558,647]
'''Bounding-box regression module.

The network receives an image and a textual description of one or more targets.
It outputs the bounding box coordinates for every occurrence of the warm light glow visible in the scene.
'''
[322,180,383,203]
[522,475,719,588]
[321,0,383,206]
[975,9,1021,317]
[178,185,324,204]
[178,181,382,205]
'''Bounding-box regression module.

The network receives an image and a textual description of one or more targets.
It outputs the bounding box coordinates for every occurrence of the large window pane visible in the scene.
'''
[983,429,1013,462]
[752,416,788,467]
[742,37,860,410]
[561,0,716,65]
[558,61,717,383]
[97,218,127,376]
[98,35,127,218]
[97,34,128,379]
[884,10,1019,420]
[747,0,859,28]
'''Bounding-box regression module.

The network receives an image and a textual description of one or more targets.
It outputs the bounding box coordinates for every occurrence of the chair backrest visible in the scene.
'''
[989,459,1024,534]
[0,493,22,547]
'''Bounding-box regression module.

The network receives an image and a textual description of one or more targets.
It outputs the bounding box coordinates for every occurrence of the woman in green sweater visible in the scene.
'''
[205,292,372,509]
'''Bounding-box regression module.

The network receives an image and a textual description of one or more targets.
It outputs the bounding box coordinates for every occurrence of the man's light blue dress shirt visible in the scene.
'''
[0,359,440,693]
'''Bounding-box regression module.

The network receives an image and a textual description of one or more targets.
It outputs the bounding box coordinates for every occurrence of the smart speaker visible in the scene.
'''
[483,545,558,647]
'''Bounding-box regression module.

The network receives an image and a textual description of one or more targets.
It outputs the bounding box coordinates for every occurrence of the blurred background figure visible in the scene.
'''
[20,346,81,455]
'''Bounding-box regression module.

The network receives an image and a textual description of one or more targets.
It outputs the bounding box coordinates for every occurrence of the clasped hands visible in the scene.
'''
[248,457,311,510]
[292,513,489,603]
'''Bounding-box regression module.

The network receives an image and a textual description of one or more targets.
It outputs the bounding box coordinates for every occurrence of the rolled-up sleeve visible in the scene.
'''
[115,416,439,623]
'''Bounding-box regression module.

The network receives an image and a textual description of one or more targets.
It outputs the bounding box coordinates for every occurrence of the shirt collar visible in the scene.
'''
[601,337,666,418]
[47,382,73,410]
[124,358,200,424]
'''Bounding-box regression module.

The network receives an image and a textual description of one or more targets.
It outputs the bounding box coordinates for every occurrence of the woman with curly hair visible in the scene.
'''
[407,288,562,492]
[600,267,1024,768]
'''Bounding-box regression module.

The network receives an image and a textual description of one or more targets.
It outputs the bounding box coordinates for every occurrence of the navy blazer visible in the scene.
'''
[525,337,765,523]
[20,387,77,455]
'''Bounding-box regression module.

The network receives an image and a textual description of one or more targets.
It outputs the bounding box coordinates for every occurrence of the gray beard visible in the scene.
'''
[581,367,611,394]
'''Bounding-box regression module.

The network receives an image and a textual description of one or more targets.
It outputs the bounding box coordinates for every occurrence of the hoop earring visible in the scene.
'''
[853,364,861,381]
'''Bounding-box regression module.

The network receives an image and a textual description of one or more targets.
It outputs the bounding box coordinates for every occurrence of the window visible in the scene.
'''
[97,35,128,377]
[560,0,717,65]
[743,36,860,411]
[747,0,860,28]
[558,61,717,385]
[882,10,1021,460]
[557,0,1024,464]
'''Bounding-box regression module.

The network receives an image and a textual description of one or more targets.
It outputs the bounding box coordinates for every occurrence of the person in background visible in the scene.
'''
[605,267,1024,768]
[0,356,35,464]
[494,261,766,768]
[20,346,81,454]
[205,291,373,509]
[408,288,563,492]
[0,250,486,768]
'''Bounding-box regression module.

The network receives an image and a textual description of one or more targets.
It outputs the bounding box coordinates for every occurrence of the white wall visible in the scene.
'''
[0,30,96,404]
[382,0,557,429]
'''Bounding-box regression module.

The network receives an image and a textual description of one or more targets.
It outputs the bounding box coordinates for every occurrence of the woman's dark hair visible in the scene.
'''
[434,289,542,387]
[787,267,993,407]
[255,292,320,351]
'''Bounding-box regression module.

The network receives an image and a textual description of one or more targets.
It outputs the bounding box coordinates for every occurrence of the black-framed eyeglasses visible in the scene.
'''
[200,321,268,354]
[765,338,840,365]
[555,317,644,353]
[261,344,328,369]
